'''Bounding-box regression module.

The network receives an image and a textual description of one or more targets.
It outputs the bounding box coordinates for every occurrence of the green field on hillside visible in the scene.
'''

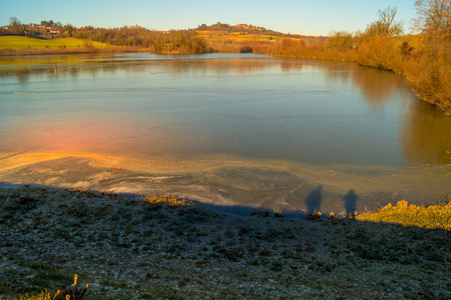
[0,36,107,49]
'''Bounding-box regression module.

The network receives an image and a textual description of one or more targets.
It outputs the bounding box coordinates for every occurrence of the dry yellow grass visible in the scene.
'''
[356,199,451,230]
[195,30,285,43]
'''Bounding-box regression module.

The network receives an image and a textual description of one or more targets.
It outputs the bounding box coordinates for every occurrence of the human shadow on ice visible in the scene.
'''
[306,185,323,213]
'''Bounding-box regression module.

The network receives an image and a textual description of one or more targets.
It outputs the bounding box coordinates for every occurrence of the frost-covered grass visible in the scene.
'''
[1,187,450,299]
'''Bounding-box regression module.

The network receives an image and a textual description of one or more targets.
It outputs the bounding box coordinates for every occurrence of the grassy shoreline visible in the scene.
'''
[0,185,449,299]
[357,200,451,230]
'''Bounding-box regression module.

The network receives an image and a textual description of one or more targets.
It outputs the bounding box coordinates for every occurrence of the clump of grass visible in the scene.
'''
[356,200,451,230]
[144,195,191,207]
[19,274,88,300]
[272,206,284,218]
[307,211,322,221]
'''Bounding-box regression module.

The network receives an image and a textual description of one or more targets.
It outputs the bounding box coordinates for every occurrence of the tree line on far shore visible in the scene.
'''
[1,17,211,54]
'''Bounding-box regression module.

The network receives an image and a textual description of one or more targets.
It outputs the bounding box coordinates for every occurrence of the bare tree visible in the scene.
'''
[414,0,451,36]
[328,31,355,52]
[363,7,403,38]
[377,7,401,35]
[8,16,24,35]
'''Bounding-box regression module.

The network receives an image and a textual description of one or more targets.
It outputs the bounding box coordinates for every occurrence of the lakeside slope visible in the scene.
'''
[0,185,449,299]
[0,36,107,50]
[0,36,144,56]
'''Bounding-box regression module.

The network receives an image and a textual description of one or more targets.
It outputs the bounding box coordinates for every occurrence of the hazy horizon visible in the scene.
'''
[1,0,417,36]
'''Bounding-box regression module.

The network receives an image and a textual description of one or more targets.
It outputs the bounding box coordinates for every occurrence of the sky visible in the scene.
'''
[1,0,418,36]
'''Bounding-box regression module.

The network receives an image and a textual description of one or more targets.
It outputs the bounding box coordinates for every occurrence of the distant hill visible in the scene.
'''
[195,22,321,39]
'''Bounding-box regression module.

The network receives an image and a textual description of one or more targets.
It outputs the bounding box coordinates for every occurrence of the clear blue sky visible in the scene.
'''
[1,0,417,36]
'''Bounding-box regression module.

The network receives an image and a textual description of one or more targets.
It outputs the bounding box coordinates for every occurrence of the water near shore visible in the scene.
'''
[1,53,450,214]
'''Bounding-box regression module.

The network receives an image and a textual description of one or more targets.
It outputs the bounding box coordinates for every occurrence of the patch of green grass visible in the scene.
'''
[29,270,74,288]
[137,287,186,300]
[0,36,107,50]
[356,200,451,230]
[17,260,58,271]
